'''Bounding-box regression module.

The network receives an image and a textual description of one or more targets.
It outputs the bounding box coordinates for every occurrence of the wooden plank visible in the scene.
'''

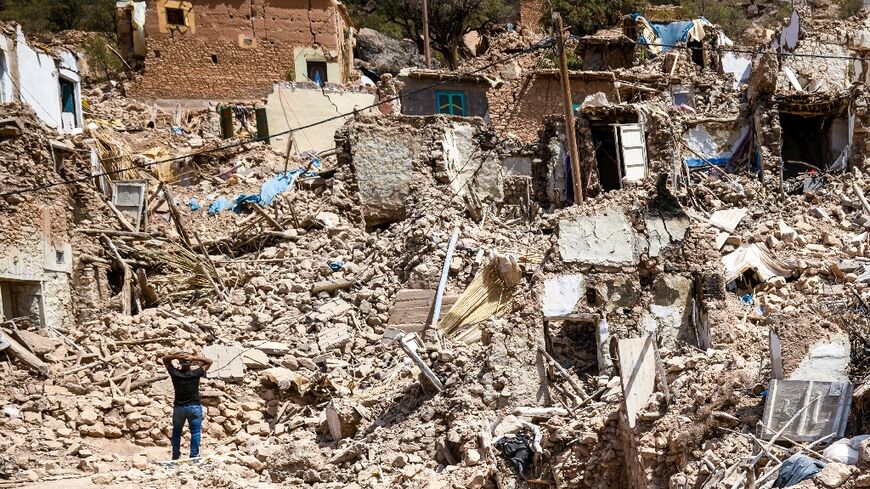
[618,335,656,428]
[0,330,49,376]
[388,289,459,326]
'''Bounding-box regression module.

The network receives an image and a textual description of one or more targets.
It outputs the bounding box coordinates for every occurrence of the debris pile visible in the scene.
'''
[4,3,870,489]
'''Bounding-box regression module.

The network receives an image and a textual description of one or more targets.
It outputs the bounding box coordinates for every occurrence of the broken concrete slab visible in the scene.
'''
[642,274,694,349]
[247,341,291,356]
[645,213,690,257]
[318,324,351,352]
[708,207,748,233]
[13,330,63,356]
[203,344,245,381]
[314,298,352,322]
[443,122,504,202]
[242,348,270,369]
[558,208,638,266]
[541,274,584,319]
[760,379,851,442]
[618,335,656,429]
[346,123,420,225]
[791,334,850,383]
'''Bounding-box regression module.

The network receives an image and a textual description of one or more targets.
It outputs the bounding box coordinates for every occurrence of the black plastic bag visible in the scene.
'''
[497,433,534,474]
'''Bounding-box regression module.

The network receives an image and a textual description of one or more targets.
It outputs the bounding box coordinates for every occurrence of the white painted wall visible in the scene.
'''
[4,26,82,134]
[0,35,11,104]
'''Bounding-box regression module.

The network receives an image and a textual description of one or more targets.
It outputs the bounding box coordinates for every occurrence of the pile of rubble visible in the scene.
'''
[5,3,870,489]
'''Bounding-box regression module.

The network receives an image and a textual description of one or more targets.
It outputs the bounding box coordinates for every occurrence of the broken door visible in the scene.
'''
[112,181,147,231]
[615,123,648,183]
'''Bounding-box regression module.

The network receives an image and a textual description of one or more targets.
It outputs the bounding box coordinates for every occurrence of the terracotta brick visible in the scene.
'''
[130,0,353,100]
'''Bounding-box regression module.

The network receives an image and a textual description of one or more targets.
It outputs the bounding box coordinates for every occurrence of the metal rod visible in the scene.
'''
[430,227,459,329]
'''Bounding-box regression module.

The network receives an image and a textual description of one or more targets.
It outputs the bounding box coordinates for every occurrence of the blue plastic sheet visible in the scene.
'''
[260,170,304,207]
[188,198,201,211]
[686,156,730,168]
[631,13,708,53]
[208,169,310,215]
[653,21,695,51]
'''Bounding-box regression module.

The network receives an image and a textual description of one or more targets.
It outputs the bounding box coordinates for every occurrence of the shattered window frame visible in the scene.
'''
[436,90,467,116]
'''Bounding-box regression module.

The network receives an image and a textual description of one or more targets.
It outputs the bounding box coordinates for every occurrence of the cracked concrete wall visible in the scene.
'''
[265,83,376,153]
[131,0,352,100]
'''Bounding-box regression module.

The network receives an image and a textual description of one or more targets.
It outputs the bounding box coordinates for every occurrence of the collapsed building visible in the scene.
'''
[3,4,870,489]
[0,23,83,134]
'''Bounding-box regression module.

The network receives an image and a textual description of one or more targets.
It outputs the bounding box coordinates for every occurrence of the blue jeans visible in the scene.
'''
[171,404,203,460]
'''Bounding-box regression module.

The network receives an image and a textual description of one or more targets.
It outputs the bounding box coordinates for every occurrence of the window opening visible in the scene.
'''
[436,90,467,116]
[306,61,328,87]
[166,8,186,26]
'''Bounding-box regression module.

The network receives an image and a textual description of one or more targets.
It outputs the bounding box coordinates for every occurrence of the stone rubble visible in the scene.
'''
[3,4,870,489]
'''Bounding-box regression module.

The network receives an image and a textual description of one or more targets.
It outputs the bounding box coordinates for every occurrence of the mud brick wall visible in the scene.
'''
[488,75,617,143]
[519,0,546,28]
[131,0,350,100]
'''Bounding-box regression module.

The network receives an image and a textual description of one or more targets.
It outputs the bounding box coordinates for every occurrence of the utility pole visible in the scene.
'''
[422,0,431,68]
[553,12,583,204]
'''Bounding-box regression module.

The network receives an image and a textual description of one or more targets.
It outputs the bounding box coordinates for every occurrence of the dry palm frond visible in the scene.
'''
[436,254,520,343]
[130,242,219,300]
[91,128,143,181]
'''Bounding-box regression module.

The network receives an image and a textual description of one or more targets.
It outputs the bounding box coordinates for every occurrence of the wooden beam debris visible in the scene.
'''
[159,183,193,249]
[0,328,50,376]
[396,333,444,392]
[101,234,133,316]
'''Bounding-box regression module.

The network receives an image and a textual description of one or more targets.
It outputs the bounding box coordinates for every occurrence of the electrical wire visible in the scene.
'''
[0,37,555,198]
[189,47,555,376]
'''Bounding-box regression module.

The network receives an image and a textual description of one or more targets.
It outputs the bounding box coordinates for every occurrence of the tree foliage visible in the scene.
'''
[82,34,125,81]
[0,0,116,33]
[680,0,748,41]
[549,0,647,36]
[344,0,515,69]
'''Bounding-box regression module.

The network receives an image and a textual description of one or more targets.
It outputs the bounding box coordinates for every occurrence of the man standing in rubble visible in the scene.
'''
[161,351,213,460]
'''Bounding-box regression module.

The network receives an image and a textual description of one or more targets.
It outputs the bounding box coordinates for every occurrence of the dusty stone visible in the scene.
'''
[815,463,856,487]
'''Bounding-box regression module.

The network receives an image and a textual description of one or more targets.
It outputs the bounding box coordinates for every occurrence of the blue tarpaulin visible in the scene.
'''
[631,13,710,54]
[207,169,309,215]
[685,156,730,168]
[188,198,201,211]
[652,21,695,51]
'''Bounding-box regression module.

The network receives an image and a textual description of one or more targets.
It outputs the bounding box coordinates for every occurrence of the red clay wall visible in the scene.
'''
[488,75,617,143]
[130,0,350,100]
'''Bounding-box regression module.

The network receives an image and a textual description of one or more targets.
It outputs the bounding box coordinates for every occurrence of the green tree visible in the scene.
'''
[82,34,125,81]
[345,0,514,69]
[0,0,116,33]
[550,0,647,36]
[681,0,748,41]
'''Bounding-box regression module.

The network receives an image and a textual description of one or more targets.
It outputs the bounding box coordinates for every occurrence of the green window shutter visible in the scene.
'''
[436,90,467,116]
